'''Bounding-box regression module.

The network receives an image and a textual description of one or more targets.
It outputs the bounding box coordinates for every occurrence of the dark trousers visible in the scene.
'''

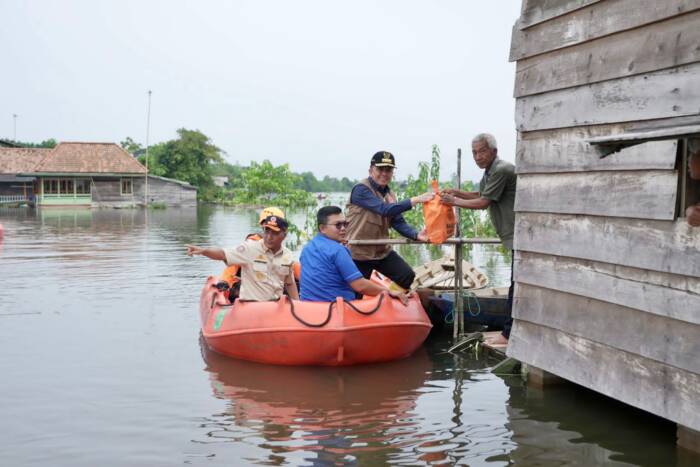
[502,251,514,339]
[353,250,416,290]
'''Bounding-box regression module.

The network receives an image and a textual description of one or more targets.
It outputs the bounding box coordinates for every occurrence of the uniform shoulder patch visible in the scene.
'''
[236,245,246,253]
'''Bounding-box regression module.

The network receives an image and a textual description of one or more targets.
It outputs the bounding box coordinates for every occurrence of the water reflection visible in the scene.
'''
[504,380,679,467]
[199,335,434,465]
[0,206,686,466]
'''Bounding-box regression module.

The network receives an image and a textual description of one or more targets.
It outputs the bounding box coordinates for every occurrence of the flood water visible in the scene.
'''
[0,205,685,466]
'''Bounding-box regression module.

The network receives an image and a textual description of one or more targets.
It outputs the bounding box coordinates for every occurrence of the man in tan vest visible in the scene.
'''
[345,151,434,290]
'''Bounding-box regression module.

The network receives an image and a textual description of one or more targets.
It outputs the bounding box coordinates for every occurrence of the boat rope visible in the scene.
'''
[289,293,386,328]
[342,293,384,315]
[210,294,233,309]
[443,292,480,324]
[289,297,333,328]
[464,291,481,317]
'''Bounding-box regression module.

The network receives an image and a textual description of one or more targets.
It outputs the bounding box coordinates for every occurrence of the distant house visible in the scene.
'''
[28,142,147,207]
[212,176,229,188]
[0,147,49,201]
[0,142,197,207]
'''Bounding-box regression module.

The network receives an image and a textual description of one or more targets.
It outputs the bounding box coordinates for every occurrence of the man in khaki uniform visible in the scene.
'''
[186,215,299,301]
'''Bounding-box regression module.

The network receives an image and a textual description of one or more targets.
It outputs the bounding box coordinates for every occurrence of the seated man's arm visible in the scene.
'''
[331,244,408,304]
[349,278,408,305]
[285,269,299,300]
[687,204,700,227]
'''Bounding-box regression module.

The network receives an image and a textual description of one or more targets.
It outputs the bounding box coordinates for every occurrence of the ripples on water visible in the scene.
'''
[0,207,681,466]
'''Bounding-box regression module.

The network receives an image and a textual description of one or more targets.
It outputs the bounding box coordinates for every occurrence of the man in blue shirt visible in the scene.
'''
[345,151,434,290]
[300,206,408,304]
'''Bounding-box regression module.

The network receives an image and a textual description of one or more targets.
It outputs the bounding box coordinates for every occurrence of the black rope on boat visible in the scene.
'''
[289,297,333,328]
[344,293,384,315]
[287,293,387,328]
[210,294,234,310]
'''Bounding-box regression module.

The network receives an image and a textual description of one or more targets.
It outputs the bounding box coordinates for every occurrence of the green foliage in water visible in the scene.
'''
[212,160,315,209]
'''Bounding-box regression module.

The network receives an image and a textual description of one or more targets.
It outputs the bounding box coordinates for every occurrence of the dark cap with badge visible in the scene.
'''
[261,215,289,232]
[370,151,396,168]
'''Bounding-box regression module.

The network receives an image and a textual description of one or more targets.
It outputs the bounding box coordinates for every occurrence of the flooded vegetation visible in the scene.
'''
[0,207,682,466]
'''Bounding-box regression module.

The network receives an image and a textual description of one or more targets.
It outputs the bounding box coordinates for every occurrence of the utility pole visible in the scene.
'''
[145,90,152,206]
[12,114,18,141]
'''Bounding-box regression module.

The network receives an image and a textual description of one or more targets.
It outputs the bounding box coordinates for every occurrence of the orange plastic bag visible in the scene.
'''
[422,180,456,244]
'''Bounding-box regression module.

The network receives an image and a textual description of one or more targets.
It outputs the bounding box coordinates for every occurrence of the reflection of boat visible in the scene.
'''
[199,277,432,366]
[200,335,432,437]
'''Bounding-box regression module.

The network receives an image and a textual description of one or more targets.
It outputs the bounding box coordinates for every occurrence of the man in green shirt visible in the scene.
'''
[441,133,516,346]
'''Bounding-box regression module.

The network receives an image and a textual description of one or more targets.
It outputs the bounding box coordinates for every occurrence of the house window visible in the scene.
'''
[60,179,74,195]
[43,179,59,195]
[76,179,91,195]
[121,178,133,195]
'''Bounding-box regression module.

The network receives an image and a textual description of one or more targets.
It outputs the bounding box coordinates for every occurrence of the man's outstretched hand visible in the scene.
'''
[186,244,204,256]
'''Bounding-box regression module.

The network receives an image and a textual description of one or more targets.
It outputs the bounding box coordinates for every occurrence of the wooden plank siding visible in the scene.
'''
[515,170,678,219]
[510,0,700,61]
[515,251,700,325]
[518,0,602,29]
[508,0,700,436]
[515,61,700,131]
[514,213,700,277]
[516,131,677,174]
[514,10,700,97]
[508,321,700,432]
[514,283,700,373]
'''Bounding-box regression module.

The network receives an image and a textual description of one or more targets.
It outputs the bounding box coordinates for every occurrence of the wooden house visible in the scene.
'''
[29,142,147,207]
[0,147,49,203]
[508,0,700,452]
[0,142,197,207]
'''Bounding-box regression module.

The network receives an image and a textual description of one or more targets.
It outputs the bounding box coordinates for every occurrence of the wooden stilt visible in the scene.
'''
[677,425,700,456]
[526,365,566,388]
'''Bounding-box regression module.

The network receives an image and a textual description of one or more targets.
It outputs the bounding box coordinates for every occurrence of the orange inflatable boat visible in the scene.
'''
[199,276,432,366]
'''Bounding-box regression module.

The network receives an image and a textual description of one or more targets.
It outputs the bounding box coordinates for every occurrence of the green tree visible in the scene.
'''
[145,128,224,190]
[228,160,314,208]
[119,137,142,154]
[7,138,57,148]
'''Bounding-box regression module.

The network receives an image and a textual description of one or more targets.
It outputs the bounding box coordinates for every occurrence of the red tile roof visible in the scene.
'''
[0,148,51,174]
[32,142,146,174]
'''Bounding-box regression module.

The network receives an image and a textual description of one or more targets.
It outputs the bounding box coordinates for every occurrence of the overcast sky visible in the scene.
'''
[2,0,521,182]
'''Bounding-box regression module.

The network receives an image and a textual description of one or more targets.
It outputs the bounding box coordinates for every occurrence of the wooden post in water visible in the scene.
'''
[454,148,464,340]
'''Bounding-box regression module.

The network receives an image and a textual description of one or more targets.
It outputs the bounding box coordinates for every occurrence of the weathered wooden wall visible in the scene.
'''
[146,176,197,207]
[509,0,700,433]
[92,178,136,203]
[91,176,196,206]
